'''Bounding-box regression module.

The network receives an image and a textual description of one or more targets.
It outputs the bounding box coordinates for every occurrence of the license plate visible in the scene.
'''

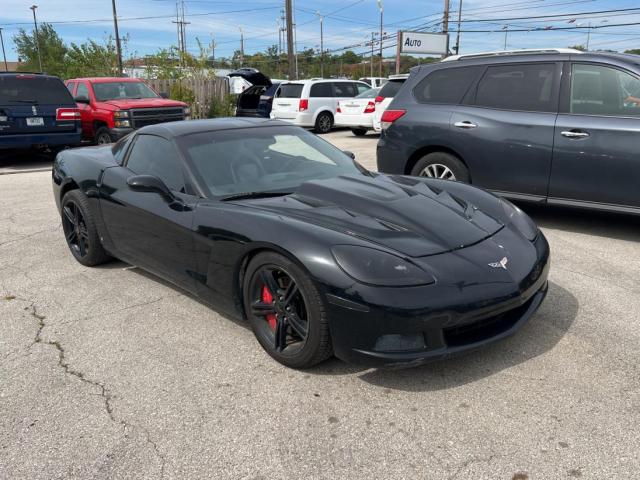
[27,117,44,126]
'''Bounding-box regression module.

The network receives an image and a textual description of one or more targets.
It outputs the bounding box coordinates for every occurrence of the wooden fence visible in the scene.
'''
[146,77,229,119]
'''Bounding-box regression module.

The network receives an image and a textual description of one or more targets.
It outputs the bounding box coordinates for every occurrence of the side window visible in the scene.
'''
[475,63,557,112]
[126,135,185,192]
[414,66,482,104]
[355,83,370,95]
[66,82,76,94]
[76,83,90,101]
[112,134,133,165]
[310,82,332,97]
[333,82,356,97]
[570,63,640,117]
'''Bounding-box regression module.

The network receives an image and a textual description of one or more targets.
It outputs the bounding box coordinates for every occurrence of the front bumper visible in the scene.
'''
[108,127,134,140]
[324,230,550,368]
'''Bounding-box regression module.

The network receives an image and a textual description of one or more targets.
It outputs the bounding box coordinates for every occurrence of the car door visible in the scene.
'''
[75,82,93,137]
[450,62,562,199]
[99,133,199,290]
[549,62,640,209]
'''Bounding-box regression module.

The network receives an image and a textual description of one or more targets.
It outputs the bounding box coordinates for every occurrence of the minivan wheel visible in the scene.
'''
[351,128,367,136]
[410,152,470,183]
[314,112,333,134]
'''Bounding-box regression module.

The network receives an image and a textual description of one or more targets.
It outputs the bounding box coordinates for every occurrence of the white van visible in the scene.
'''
[359,77,388,89]
[270,79,371,133]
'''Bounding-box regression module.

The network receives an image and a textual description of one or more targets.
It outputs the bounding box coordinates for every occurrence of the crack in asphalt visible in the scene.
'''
[22,300,168,478]
[446,454,497,480]
[0,224,61,248]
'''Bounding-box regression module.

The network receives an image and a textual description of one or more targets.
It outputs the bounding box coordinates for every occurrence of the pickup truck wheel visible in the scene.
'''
[95,127,114,145]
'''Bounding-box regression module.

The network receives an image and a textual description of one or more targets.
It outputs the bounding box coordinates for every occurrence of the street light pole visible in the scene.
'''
[370,32,374,78]
[315,12,323,78]
[378,0,383,77]
[285,0,295,79]
[111,0,123,76]
[239,27,244,67]
[503,25,509,50]
[29,5,43,73]
[0,28,8,71]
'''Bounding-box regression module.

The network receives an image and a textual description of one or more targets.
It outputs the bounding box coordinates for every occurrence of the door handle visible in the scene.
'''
[561,130,590,138]
[454,121,477,129]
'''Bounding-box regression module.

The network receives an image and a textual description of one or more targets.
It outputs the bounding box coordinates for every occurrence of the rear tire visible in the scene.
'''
[314,112,333,134]
[243,251,332,369]
[351,128,367,137]
[61,190,112,267]
[95,127,113,145]
[410,152,470,183]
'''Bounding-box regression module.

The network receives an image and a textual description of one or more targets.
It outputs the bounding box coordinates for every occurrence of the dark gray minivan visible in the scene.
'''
[376,49,640,214]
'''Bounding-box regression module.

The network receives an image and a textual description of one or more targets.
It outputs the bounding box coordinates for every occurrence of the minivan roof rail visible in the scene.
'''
[442,48,584,62]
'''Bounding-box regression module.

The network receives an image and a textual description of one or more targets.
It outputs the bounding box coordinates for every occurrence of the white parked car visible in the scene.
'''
[372,74,409,132]
[359,77,388,89]
[270,79,371,133]
[335,88,380,136]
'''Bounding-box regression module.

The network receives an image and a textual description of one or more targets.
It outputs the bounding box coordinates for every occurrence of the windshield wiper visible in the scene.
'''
[219,191,293,202]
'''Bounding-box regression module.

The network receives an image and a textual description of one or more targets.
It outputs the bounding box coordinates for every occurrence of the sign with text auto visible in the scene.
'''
[399,31,448,55]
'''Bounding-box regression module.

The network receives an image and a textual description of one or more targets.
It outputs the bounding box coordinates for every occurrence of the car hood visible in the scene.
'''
[238,174,504,257]
[100,98,187,109]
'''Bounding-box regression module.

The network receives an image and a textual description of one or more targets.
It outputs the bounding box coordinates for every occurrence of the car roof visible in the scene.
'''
[66,77,147,83]
[138,117,297,138]
[280,78,364,85]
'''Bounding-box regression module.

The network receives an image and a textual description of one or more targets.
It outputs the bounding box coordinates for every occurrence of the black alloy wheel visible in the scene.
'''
[244,252,332,368]
[60,190,112,267]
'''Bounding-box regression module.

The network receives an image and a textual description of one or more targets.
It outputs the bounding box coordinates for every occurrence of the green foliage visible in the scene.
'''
[625,49,640,55]
[569,44,587,52]
[65,39,119,78]
[14,23,66,76]
[207,94,237,118]
[169,82,195,104]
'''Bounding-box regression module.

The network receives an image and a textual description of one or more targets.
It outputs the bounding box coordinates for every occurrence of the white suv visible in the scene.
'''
[270,79,371,133]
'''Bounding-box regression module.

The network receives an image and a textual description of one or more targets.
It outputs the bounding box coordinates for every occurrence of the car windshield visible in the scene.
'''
[93,81,159,101]
[355,88,379,99]
[176,126,365,198]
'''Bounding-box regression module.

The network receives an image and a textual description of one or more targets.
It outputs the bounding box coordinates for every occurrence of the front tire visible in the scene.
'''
[61,190,112,267]
[314,112,333,134]
[410,152,470,183]
[243,252,332,369]
[95,127,113,145]
[351,128,367,136]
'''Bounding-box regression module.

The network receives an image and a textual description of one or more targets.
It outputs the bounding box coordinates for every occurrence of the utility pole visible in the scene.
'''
[239,27,244,67]
[172,1,189,65]
[377,0,383,77]
[370,32,374,78]
[29,5,43,72]
[0,28,8,71]
[586,22,591,50]
[503,25,508,50]
[454,0,462,55]
[285,0,295,79]
[442,0,450,58]
[210,35,216,66]
[315,12,324,78]
[111,0,123,76]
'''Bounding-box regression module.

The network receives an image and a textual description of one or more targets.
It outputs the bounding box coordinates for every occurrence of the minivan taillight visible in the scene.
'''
[380,109,406,130]
[364,101,375,113]
[298,99,309,112]
[375,95,384,103]
[56,108,81,121]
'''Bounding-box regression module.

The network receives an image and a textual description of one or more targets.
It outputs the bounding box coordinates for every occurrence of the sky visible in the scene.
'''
[1,0,639,62]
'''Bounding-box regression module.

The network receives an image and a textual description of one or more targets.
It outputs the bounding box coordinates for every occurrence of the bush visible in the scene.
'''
[208,94,237,118]
[169,82,195,105]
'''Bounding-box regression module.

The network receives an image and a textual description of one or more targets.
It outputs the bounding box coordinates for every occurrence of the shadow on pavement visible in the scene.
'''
[519,203,640,243]
[0,149,54,174]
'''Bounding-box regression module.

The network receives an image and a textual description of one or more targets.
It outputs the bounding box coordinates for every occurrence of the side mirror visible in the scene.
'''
[127,174,175,201]
[159,92,169,99]
[343,150,355,160]
[74,95,89,104]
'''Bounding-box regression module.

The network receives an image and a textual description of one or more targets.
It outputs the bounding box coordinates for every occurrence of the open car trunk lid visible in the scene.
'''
[228,68,271,87]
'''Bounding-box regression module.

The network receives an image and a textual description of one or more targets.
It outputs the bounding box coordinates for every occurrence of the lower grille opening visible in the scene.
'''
[443,295,536,347]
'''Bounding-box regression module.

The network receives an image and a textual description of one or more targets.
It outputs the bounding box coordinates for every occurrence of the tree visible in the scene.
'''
[64,39,119,78]
[625,49,640,55]
[13,23,67,76]
[569,44,587,52]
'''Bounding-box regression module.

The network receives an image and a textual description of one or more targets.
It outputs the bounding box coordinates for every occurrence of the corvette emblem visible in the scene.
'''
[488,257,509,270]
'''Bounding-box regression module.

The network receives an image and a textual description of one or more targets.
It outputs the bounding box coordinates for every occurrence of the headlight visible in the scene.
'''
[500,199,538,241]
[114,110,129,118]
[331,245,435,287]
[183,107,190,115]
[114,120,130,128]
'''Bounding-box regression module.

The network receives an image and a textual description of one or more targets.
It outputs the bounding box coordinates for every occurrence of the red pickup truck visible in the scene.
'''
[65,77,190,144]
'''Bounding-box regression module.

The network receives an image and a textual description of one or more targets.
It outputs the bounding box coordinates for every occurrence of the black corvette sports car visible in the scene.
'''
[52,118,549,368]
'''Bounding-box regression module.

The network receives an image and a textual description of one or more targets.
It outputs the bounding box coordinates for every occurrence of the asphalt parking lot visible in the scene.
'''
[1,130,639,479]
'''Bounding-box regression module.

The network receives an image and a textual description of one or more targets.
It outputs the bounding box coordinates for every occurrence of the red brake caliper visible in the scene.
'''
[261,285,277,331]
